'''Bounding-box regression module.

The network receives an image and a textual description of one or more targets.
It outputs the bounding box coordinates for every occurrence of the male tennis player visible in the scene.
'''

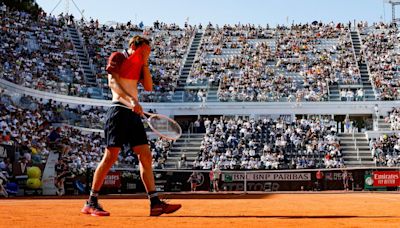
[81,35,181,216]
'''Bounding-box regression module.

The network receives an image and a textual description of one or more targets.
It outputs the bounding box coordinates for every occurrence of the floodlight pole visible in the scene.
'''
[49,0,85,20]
[388,0,400,22]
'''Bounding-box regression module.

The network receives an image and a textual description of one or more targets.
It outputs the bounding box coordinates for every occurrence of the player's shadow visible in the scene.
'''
[164,215,396,219]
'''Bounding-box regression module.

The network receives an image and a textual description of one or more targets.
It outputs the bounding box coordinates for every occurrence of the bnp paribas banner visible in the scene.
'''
[223,172,312,182]
[221,172,313,191]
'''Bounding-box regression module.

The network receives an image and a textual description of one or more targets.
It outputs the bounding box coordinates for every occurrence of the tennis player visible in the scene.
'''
[81,35,181,216]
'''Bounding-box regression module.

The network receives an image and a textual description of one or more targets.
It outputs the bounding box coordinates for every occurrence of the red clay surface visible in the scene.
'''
[1,193,400,228]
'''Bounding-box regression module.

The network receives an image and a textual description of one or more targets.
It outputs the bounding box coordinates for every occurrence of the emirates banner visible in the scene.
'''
[372,171,400,187]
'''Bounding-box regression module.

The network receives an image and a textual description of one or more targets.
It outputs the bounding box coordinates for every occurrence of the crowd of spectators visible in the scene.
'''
[361,22,400,100]
[370,133,400,167]
[1,6,396,103]
[0,89,172,177]
[385,107,400,131]
[339,88,364,101]
[0,6,86,95]
[78,18,194,102]
[193,116,343,170]
[189,22,361,102]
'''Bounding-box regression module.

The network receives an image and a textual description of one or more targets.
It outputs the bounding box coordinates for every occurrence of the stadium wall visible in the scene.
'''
[1,79,399,116]
[14,168,400,196]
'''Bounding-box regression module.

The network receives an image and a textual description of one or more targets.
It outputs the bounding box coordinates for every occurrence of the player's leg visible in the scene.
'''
[133,144,156,193]
[82,147,120,216]
[133,144,182,216]
[91,147,120,192]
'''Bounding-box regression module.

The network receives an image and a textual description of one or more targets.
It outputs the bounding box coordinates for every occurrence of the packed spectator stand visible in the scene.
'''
[79,18,194,102]
[1,4,400,176]
[1,5,377,103]
[0,7,86,96]
[360,22,400,100]
[194,116,343,170]
[0,89,172,179]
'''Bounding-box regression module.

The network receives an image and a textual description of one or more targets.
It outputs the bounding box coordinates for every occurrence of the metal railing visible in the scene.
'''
[71,22,97,80]
[356,28,379,100]
[64,24,85,83]
[186,31,204,87]
[349,31,362,86]
[351,128,361,164]
[178,27,197,76]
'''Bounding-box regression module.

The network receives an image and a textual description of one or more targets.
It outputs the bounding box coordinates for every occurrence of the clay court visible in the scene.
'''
[1,193,400,228]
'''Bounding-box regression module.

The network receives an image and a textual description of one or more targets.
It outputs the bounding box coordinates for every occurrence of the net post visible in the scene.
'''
[244,171,247,194]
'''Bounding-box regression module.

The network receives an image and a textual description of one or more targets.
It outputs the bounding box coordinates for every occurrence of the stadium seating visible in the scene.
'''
[1,5,400,173]
[360,23,400,100]
[0,89,172,175]
[0,9,85,96]
[195,116,343,169]
[0,8,381,103]
[78,19,194,101]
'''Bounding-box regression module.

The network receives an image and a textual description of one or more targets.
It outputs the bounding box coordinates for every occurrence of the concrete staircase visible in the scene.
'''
[328,84,341,101]
[165,133,203,169]
[377,118,391,131]
[350,31,376,101]
[207,84,219,102]
[173,31,203,102]
[67,25,97,86]
[339,133,374,167]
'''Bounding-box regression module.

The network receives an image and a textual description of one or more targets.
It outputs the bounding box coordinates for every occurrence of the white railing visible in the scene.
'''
[327,83,331,101]
[349,31,362,86]
[72,22,97,79]
[356,28,379,100]
[178,28,197,76]
[186,31,204,85]
[65,25,85,82]
[351,128,361,163]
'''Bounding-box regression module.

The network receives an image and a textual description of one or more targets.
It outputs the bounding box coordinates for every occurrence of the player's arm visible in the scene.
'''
[140,64,153,91]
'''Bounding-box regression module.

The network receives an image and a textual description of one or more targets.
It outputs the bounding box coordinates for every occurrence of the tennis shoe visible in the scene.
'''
[81,201,110,216]
[150,200,181,216]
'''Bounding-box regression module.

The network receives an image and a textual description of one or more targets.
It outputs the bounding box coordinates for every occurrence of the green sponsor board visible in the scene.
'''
[223,174,233,182]
[364,174,386,191]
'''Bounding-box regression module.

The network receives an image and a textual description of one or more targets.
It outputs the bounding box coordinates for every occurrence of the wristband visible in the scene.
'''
[129,97,136,108]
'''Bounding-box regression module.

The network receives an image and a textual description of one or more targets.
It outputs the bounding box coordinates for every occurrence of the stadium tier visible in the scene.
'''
[2,7,400,102]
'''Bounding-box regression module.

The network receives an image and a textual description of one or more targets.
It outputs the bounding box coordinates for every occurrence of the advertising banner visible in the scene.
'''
[224,173,312,182]
[103,171,121,188]
[372,171,400,187]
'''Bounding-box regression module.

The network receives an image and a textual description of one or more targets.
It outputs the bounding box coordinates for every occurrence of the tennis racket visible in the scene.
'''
[111,102,182,140]
[142,112,182,141]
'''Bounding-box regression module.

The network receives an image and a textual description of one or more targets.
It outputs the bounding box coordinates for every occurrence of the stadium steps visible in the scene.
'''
[338,133,375,167]
[207,84,219,102]
[165,133,204,169]
[172,91,184,102]
[174,31,203,95]
[67,25,97,87]
[377,118,391,131]
[350,31,376,101]
[328,84,340,101]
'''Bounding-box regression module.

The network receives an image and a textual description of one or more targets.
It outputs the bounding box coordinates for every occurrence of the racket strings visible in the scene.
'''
[148,116,181,138]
